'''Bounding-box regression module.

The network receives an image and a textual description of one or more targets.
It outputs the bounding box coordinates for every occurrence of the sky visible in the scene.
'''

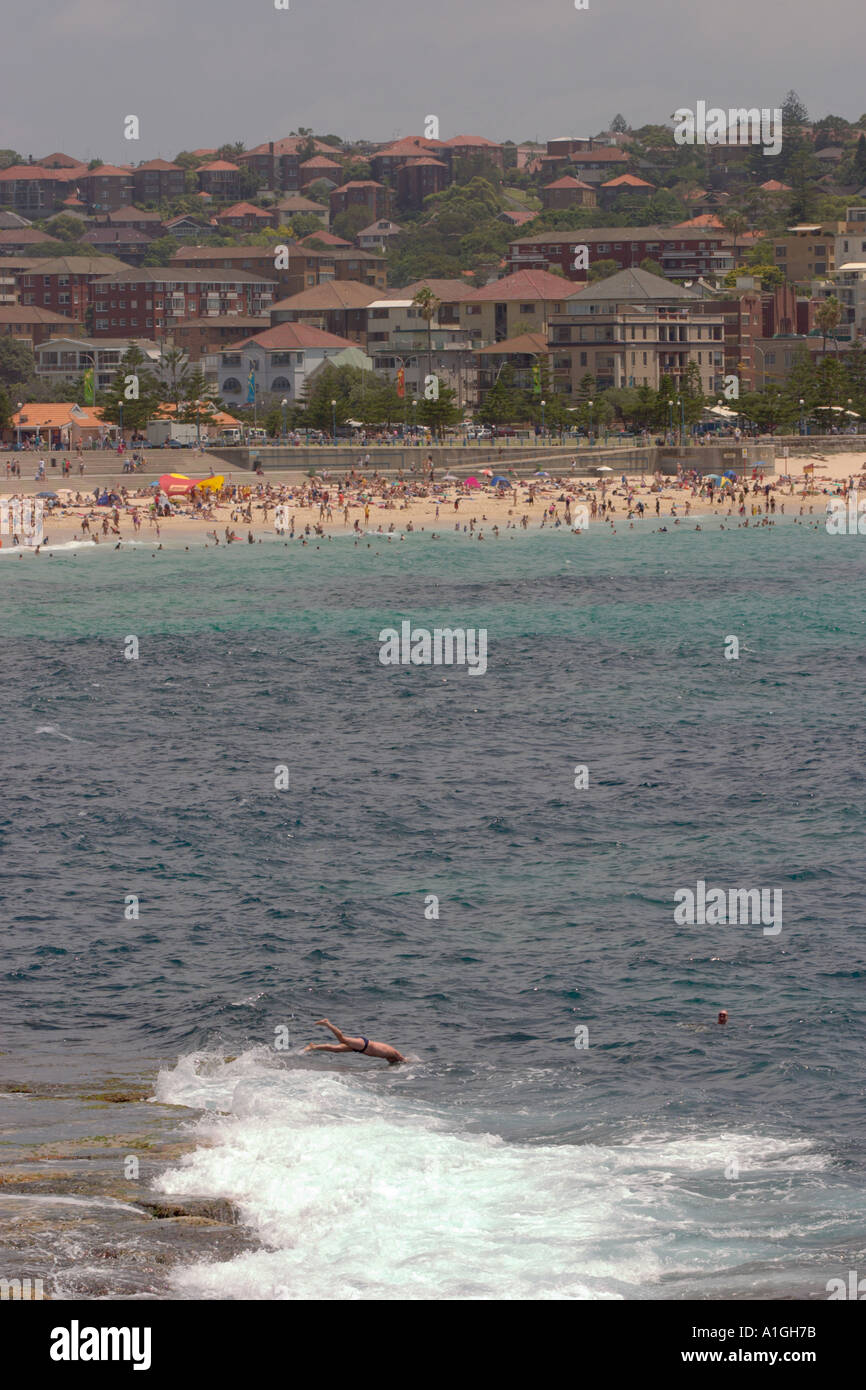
[1,0,863,163]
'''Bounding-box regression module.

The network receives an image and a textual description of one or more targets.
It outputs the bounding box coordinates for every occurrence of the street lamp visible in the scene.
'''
[667,399,673,442]
[678,396,685,446]
[118,399,124,448]
[587,397,593,444]
[799,398,805,436]
[540,398,546,436]
[281,397,288,441]
[16,401,22,450]
[331,398,337,446]
[412,398,418,438]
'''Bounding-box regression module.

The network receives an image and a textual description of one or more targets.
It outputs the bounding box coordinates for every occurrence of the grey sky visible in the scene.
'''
[1,0,862,163]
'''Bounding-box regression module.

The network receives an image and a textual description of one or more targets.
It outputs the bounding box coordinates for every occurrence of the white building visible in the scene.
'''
[34,337,161,393]
[204,322,372,407]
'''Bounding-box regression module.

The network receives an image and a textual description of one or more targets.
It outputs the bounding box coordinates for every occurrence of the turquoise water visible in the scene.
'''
[2,518,866,1298]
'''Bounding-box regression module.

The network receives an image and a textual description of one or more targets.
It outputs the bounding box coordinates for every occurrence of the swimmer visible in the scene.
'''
[718,1009,728,1025]
[304,1017,406,1065]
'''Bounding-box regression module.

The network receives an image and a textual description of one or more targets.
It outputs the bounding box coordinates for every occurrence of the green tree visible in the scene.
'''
[411,287,441,387]
[738,386,799,433]
[142,235,181,266]
[332,206,373,241]
[781,90,809,125]
[158,347,192,414]
[417,382,461,437]
[96,346,162,432]
[477,363,529,425]
[587,259,619,283]
[44,213,87,242]
[639,258,665,277]
[610,114,629,134]
[783,345,819,411]
[815,296,843,353]
[0,382,12,430]
[0,338,35,390]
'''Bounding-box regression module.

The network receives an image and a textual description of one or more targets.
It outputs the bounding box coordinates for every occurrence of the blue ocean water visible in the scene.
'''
[2,521,865,1299]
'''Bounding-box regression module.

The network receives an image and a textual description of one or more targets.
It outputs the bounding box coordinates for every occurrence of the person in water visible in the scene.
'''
[304,1018,406,1065]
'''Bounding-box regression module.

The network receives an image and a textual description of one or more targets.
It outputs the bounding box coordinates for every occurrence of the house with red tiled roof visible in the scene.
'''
[196,161,241,200]
[397,158,449,209]
[0,227,58,252]
[441,134,504,170]
[500,209,536,227]
[458,268,574,344]
[236,136,339,192]
[674,213,726,229]
[356,219,403,251]
[206,320,371,405]
[0,165,79,215]
[370,137,446,184]
[299,156,342,190]
[270,279,382,342]
[599,173,655,209]
[216,201,275,231]
[541,175,597,211]
[330,180,385,220]
[0,303,82,346]
[760,179,792,193]
[300,230,352,248]
[36,152,86,170]
[132,159,186,203]
[78,165,135,212]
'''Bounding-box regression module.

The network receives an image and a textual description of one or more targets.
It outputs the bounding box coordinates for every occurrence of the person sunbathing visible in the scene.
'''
[303,1018,406,1066]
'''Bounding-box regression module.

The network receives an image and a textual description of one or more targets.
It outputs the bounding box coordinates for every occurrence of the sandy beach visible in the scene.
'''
[3,450,866,550]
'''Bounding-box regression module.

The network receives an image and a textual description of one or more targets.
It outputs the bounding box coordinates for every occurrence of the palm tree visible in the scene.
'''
[722,211,748,265]
[411,288,441,391]
[815,296,843,356]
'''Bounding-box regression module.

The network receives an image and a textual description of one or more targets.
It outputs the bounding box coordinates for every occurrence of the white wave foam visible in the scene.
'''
[151,1049,834,1301]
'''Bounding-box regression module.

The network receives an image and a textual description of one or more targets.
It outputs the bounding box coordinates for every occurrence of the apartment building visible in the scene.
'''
[547,268,725,395]
[172,315,270,362]
[78,165,135,211]
[329,181,386,220]
[507,227,732,282]
[131,159,186,204]
[269,280,381,343]
[88,267,277,337]
[771,222,842,285]
[14,255,128,323]
[171,244,317,299]
[458,269,574,345]
[0,304,79,345]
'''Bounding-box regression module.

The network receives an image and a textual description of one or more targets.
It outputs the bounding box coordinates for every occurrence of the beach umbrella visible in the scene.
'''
[535,470,550,477]
[442,472,459,481]
[479,468,494,477]
[464,476,481,487]
[705,474,723,482]
[36,490,59,499]
[593,465,613,473]
[491,475,510,486]
[723,470,737,480]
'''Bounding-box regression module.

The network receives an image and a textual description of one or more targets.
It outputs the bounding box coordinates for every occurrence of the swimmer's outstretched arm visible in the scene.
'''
[304,1043,350,1053]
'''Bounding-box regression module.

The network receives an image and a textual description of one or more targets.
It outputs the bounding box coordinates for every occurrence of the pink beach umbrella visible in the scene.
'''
[464,476,481,487]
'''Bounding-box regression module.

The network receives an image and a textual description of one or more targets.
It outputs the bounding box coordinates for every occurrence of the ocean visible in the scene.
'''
[2,518,865,1300]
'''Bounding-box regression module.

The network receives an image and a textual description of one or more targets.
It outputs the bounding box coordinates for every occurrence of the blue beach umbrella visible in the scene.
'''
[491,475,511,485]
[723,470,737,480]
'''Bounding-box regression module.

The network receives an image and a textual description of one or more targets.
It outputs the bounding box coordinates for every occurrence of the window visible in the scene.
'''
[580,352,587,366]
[519,304,534,314]
[271,377,290,389]
[642,352,647,365]
[96,318,108,330]
[58,293,70,304]
[222,377,242,392]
